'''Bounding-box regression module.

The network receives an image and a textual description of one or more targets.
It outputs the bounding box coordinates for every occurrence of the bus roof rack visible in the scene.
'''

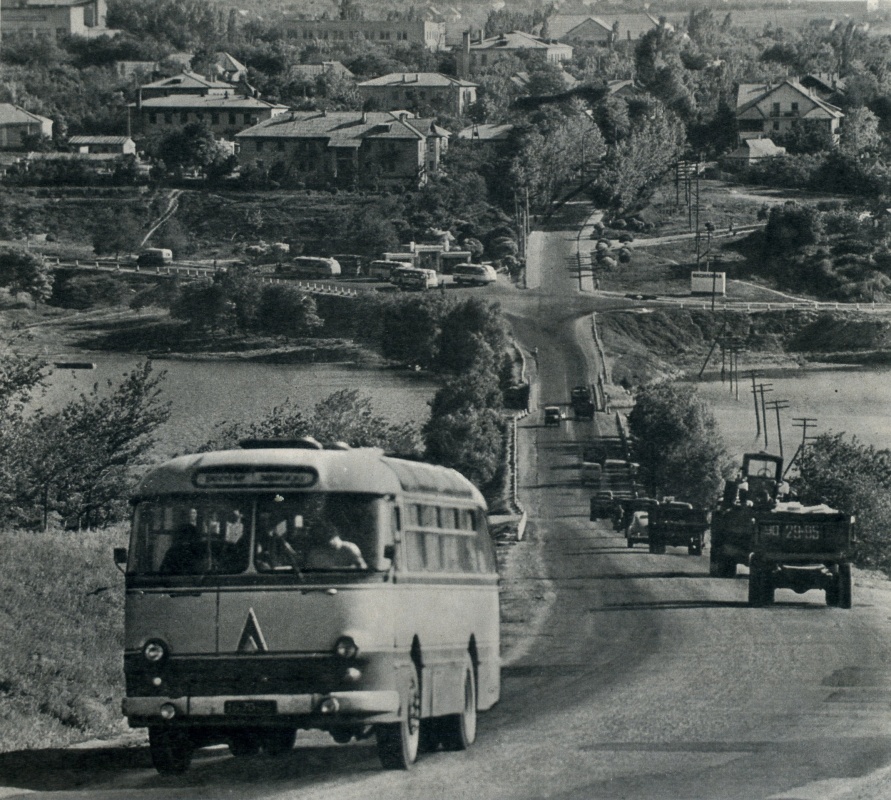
[326,441,351,451]
[239,437,324,450]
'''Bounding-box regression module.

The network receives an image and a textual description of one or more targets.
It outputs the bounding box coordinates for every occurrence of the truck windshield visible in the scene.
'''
[129,493,384,576]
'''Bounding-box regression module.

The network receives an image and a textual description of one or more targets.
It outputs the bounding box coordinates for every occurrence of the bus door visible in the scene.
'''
[126,500,249,656]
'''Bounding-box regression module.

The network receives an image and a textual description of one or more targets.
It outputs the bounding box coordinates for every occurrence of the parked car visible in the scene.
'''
[453,263,497,286]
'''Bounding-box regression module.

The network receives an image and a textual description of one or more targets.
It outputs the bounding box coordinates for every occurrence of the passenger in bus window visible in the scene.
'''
[307,517,367,570]
[159,509,207,574]
[224,509,245,544]
[256,518,300,571]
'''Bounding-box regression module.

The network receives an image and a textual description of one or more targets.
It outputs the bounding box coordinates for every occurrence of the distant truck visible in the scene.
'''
[710,451,855,608]
[648,500,709,555]
[543,406,562,427]
[570,385,595,420]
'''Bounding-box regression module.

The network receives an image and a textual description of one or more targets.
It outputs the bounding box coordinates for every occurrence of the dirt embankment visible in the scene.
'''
[598,307,891,386]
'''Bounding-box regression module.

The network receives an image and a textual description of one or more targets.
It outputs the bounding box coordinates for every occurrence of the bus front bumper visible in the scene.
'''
[123,691,400,724]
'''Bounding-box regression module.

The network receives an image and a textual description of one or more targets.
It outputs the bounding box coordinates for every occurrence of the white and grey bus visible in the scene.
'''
[116,438,500,774]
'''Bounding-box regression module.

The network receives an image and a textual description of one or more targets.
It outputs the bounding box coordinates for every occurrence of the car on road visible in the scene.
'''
[453,263,497,286]
[544,406,562,426]
[589,490,616,520]
[580,460,602,486]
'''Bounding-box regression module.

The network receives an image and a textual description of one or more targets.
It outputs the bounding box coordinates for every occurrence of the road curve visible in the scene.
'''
[2,203,890,800]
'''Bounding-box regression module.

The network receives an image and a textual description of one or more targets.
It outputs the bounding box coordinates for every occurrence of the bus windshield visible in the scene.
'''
[129,493,385,576]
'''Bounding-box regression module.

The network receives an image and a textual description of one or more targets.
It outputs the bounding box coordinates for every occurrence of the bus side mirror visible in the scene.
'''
[114,547,128,573]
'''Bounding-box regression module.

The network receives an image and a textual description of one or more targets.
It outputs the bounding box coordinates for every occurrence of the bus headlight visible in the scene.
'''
[159,703,176,720]
[334,636,358,660]
[143,640,167,663]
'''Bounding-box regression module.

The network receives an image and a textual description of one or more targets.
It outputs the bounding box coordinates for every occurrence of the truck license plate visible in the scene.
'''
[224,700,277,715]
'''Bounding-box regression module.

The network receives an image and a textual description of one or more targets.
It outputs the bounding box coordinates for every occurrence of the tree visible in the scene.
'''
[256,285,322,337]
[380,296,444,368]
[6,361,170,529]
[436,297,509,375]
[794,433,891,573]
[149,122,233,178]
[0,248,54,303]
[627,382,729,507]
[423,407,504,488]
[839,107,881,158]
[92,210,144,258]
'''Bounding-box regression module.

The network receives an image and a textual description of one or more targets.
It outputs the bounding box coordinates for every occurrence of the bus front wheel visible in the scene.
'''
[439,654,477,751]
[148,726,193,775]
[376,662,421,769]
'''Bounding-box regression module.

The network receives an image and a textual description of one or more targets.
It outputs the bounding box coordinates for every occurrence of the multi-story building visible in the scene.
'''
[0,103,52,149]
[735,80,844,144]
[0,0,106,38]
[456,30,573,78]
[358,72,477,116]
[135,95,289,140]
[281,18,446,51]
[235,110,449,189]
[546,12,670,48]
[137,71,242,105]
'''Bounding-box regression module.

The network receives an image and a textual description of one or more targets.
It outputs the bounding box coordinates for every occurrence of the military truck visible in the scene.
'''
[571,385,595,420]
[748,506,854,608]
[709,452,784,578]
[648,501,710,555]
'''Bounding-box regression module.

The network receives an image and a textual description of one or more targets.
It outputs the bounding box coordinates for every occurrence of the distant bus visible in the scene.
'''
[117,439,500,775]
[137,248,173,268]
[367,260,404,281]
[452,263,497,286]
[277,256,341,279]
[391,266,439,291]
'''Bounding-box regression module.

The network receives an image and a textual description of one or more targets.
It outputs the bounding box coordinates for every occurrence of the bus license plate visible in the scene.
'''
[224,700,277,715]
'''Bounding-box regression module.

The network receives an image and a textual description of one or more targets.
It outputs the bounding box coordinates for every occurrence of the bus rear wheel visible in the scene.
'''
[149,727,193,775]
[438,655,477,751]
[376,662,421,769]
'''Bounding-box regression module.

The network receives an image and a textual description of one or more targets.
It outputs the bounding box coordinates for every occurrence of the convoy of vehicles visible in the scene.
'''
[115,439,500,774]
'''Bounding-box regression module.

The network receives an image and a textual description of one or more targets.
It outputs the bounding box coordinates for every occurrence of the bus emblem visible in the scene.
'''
[237,608,268,654]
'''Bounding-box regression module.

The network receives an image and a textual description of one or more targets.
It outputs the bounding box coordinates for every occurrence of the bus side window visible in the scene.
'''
[423,532,441,571]
[475,513,496,573]
[405,531,425,572]
[441,534,462,572]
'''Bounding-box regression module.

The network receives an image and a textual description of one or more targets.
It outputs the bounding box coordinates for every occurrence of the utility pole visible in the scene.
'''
[786,417,818,477]
[748,370,763,436]
[766,399,790,461]
[756,383,773,448]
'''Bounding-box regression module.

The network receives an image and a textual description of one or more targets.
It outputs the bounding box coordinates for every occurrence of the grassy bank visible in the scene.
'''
[0,527,129,753]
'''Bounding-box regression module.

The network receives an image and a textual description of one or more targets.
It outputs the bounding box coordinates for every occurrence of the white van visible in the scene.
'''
[453,263,497,286]
[137,248,173,267]
[367,260,404,282]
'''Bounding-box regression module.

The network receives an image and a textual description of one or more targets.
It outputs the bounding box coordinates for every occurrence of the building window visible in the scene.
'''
[164,113,173,124]
[211,112,219,125]
[256,141,264,152]
[771,102,780,116]
[229,112,237,125]
[148,113,157,125]
[791,102,799,114]
[180,111,189,123]
[773,121,780,131]
[277,140,285,151]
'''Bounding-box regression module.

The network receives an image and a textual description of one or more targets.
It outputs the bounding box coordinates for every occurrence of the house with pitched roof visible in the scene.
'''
[235,110,450,189]
[137,71,243,105]
[291,62,355,80]
[456,30,573,78]
[735,80,844,144]
[724,138,787,165]
[0,103,53,149]
[68,135,135,155]
[135,95,288,140]
[358,72,478,115]
[546,12,668,48]
[0,0,107,38]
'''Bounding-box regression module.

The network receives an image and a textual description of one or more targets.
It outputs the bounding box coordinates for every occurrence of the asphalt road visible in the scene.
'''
[2,203,891,800]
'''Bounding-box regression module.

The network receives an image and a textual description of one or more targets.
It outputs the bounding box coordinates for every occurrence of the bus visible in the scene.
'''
[391,266,439,291]
[116,438,500,775]
[276,256,341,279]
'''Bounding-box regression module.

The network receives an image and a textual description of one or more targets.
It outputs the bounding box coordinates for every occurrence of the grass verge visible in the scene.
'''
[0,527,128,753]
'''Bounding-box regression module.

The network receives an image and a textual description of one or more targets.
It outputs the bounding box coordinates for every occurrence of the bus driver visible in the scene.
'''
[307,516,367,570]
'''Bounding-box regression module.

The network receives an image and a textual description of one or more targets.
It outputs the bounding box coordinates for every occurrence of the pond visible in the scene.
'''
[694,363,891,464]
[35,355,437,459]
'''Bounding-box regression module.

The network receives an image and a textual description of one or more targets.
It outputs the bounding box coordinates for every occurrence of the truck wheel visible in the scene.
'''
[839,563,853,609]
[762,572,775,606]
[376,661,421,769]
[748,563,764,607]
[825,578,840,607]
[149,727,193,775]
